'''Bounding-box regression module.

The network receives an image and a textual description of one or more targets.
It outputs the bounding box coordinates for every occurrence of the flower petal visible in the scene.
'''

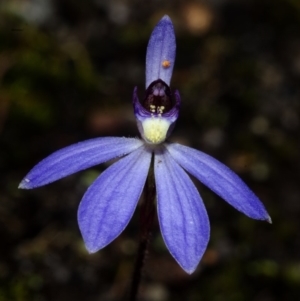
[19,137,143,189]
[78,146,151,253]
[167,143,271,222]
[154,148,210,274]
[146,15,176,88]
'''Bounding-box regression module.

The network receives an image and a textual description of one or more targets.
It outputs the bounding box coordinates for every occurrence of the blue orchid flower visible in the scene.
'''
[19,15,270,274]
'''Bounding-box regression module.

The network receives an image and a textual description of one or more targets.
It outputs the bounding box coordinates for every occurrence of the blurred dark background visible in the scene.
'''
[1,0,300,300]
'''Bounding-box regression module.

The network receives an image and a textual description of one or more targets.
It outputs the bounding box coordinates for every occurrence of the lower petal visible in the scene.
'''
[154,148,210,274]
[19,137,143,189]
[78,146,152,253]
[167,143,271,222]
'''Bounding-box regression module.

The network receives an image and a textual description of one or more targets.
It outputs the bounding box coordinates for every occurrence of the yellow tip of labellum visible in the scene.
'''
[142,117,171,144]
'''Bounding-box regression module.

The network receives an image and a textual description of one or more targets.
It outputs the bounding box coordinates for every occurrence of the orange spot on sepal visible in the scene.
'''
[162,60,171,68]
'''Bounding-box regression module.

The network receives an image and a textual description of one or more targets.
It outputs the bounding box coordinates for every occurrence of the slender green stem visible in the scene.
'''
[128,163,156,301]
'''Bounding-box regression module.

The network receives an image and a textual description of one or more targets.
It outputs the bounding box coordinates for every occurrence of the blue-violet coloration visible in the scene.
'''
[19,15,271,274]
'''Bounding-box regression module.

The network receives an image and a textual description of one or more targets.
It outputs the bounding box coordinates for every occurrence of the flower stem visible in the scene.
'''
[128,163,156,301]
